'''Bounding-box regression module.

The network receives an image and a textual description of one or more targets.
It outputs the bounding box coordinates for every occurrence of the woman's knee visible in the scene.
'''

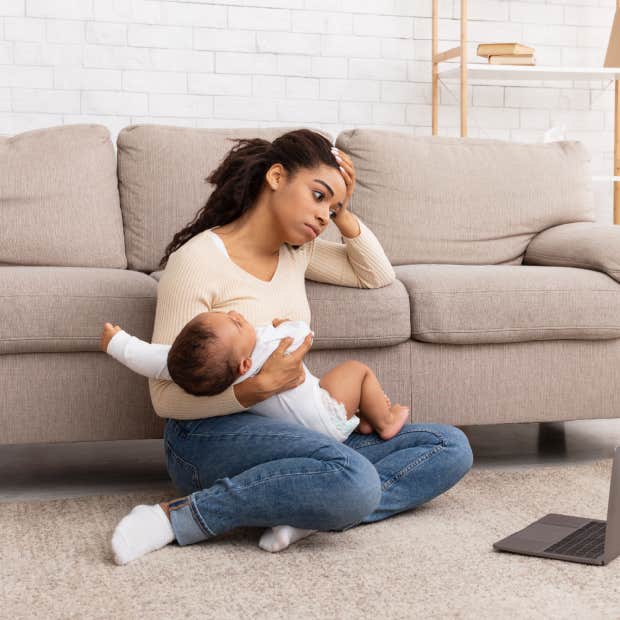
[436,424,474,481]
[316,443,382,529]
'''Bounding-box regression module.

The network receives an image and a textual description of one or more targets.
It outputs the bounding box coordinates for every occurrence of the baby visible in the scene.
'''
[100,311,410,442]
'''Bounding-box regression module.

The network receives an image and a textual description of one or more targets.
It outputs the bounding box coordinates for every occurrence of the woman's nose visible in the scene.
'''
[316,209,329,227]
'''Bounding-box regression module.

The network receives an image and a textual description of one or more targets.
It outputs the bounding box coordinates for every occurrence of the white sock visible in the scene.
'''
[111,504,175,565]
[258,525,318,553]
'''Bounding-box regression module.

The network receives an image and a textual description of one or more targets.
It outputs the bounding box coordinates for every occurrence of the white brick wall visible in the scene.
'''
[0,0,618,221]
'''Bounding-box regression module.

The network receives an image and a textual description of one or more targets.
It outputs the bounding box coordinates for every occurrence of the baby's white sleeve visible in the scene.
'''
[106,330,172,381]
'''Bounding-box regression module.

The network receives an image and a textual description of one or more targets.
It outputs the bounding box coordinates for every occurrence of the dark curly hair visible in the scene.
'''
[158,128,341,270]
[166,313,238,397]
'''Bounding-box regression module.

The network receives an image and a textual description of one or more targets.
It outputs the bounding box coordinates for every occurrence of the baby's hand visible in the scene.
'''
[100,322,122,352]
[272,318,291,328]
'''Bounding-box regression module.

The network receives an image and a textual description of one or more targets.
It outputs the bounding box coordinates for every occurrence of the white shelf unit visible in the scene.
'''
[431,0,620,224]
[438,64,620,82]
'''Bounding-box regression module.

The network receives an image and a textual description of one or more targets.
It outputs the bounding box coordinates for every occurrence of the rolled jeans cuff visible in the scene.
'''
[168,495,215,546]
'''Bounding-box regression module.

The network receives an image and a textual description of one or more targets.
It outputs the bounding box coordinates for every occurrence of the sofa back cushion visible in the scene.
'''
[117,124,334,273]
[0,124,126,268]
[335,129,595,266]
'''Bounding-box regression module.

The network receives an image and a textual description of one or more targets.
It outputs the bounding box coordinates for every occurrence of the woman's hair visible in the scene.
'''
[166,314,238,397]
[158,128,340,270]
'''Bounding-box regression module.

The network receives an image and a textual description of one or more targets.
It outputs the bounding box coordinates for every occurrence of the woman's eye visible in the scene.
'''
[313,189,336,217]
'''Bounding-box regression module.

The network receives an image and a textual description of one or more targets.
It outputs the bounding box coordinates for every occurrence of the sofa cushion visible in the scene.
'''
[0,266,157,355]
[0,124,126,268]
[117,124,333,273]
[335,129,595,266]
[395,264,620,344]
[303,279,410,349]
[148,270,411,350]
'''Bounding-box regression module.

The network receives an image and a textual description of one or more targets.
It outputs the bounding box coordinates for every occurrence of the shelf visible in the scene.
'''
[438,63,620,82]
[431,0,620,224]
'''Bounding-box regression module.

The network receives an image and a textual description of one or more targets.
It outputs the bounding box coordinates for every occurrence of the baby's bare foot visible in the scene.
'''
[357,419,373,434]
[377,404,410,441]
[383,391,391,408]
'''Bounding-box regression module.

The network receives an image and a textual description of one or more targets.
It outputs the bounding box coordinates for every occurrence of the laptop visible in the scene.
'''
[493,446,620,565]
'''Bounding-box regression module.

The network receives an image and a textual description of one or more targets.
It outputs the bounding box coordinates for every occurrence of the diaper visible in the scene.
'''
[317,387,361,441]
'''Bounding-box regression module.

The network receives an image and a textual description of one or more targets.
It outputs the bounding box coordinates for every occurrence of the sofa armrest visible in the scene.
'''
[523,222,620,283]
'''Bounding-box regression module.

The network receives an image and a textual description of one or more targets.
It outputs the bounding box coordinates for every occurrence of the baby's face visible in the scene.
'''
[196,310,257,360]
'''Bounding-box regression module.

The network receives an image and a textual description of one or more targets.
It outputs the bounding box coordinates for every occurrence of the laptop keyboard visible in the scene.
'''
[544,520,606,559]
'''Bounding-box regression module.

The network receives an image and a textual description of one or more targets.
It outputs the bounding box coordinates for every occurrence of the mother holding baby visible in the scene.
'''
[110,129,473,565]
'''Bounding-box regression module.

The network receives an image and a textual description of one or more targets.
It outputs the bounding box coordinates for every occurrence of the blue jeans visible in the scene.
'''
[163,412,473,546]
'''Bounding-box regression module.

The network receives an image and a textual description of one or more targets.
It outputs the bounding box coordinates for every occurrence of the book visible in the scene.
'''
[489,54,536,65]
[477,43,534,57]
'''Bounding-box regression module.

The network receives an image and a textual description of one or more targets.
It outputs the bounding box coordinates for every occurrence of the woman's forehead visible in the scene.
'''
[299,165,346,195]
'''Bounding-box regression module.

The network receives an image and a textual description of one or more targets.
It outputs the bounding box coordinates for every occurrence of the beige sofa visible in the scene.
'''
[2,123,620,445]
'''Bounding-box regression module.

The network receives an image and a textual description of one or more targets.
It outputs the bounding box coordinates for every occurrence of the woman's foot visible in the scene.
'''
[111,502,176,565]
[376,404,410,441]
[258,525,317,552]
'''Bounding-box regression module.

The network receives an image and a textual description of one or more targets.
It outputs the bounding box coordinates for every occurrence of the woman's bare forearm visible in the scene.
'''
[233,374,277,408]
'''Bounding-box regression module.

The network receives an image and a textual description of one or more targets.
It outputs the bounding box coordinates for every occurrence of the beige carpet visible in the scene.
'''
[2,459,619,620]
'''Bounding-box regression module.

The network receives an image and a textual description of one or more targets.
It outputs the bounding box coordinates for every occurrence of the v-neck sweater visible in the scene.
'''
[149,216,396,420]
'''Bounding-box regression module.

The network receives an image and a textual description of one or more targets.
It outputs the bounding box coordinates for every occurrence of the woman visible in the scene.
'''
[111,129,473,565]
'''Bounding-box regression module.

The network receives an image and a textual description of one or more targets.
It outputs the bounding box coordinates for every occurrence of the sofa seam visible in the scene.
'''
[414,325,620,334]
[311,335,407,341]
[0,336,107,341]
[525,253,620,275]
[0,295,155,300]
[411,289,620,294]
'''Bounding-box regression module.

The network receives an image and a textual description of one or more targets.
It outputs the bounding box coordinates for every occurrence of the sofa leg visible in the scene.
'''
[537,421,566,455]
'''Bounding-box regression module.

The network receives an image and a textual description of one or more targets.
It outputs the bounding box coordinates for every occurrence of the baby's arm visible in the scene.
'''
[100,322,172,381]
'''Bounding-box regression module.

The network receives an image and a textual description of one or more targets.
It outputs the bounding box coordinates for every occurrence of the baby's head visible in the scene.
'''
[167,310,256,396]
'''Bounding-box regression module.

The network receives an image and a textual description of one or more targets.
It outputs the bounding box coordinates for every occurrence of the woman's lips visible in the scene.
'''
[304,224,317,238]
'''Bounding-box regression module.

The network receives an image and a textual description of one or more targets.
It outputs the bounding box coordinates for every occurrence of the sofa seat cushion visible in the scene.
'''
[394,264,620,344]
[304,279,410,349]
[149,270,412,350]
[0,267,157,354]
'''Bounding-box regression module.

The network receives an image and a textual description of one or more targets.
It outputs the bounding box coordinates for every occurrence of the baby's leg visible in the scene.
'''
[319,361,409,441]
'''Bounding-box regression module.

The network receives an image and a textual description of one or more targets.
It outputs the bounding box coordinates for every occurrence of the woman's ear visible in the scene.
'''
[265,163,285,190]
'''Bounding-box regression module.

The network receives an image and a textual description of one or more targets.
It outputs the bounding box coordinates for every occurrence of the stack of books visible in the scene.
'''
[477,43,535,65]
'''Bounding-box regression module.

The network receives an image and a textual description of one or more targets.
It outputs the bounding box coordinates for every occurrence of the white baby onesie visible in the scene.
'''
[106,320,361,442]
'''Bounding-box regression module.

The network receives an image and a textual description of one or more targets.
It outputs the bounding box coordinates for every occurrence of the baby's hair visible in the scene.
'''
[167,314,238,396]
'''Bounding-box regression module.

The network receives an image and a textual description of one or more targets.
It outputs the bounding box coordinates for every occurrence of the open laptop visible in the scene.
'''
[493,447,620,565]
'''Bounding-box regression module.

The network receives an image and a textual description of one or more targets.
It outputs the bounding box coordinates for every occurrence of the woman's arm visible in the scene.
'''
[148,246,272,420]
[305,212,396,289]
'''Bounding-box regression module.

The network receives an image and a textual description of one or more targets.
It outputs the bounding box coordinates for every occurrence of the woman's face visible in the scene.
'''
[268,163,348,246]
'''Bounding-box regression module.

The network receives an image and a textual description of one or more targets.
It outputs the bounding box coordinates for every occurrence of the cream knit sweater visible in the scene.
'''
[149,216,396,420]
